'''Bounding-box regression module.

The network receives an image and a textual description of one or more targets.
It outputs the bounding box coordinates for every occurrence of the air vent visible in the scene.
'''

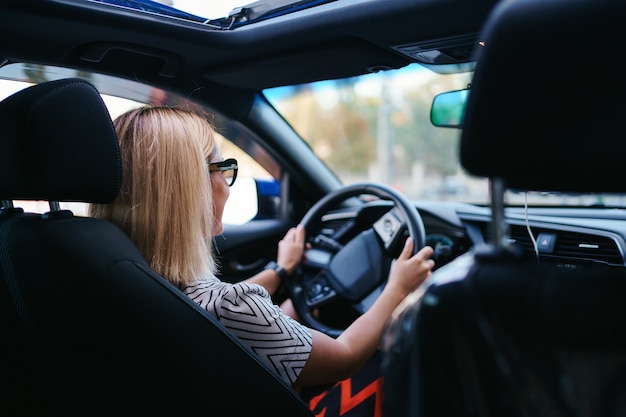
[507,226,536,252]
[477,222,624,266]
[319,212,357,236]
[553,232,623,265]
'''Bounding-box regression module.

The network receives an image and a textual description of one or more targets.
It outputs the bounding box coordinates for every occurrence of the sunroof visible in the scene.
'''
[168,0,248,20]
[89,0,337,29]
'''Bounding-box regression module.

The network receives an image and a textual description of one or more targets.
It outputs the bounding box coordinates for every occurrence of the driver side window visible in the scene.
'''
[216,136,278,225]
[0,71,278,224]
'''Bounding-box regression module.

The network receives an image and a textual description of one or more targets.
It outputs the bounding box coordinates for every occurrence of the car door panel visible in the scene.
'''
[215,219,294,283]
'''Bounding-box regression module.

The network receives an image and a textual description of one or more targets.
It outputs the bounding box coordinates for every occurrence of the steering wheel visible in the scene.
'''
[289,182,426,338]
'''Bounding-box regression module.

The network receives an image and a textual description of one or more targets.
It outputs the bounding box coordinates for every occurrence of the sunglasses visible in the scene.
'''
[208,158,238,187]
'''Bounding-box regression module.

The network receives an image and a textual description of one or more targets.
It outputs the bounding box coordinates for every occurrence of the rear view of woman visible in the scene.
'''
[90,105,434,414]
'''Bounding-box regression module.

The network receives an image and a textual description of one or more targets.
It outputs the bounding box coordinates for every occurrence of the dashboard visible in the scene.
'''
[285,197,626,331]
[416,201,626,269]
[316,199,626,271]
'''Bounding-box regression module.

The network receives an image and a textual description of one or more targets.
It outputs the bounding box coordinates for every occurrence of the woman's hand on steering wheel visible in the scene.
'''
[288,182,429,337]
[387,236,434,298]
[276,224,308,276]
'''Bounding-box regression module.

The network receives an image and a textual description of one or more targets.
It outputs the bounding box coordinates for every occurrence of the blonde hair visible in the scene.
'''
[90,106,218,287]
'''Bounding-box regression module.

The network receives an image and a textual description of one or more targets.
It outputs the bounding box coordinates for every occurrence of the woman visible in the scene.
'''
[90,105,434,394]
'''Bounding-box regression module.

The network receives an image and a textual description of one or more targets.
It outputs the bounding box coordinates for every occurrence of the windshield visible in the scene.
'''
[1,61,620,210]
[265,63,624,208]
[265,64,482,203]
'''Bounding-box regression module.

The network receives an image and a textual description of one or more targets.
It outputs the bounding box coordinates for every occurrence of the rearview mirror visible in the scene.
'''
[430,88,469,128]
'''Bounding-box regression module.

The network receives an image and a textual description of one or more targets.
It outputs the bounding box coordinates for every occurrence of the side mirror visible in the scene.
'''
[255,178,280,220]
[430,88,469,128]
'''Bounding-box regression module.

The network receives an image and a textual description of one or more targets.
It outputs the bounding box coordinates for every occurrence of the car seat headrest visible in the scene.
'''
[460,0,626,193]
[0,78,122,203]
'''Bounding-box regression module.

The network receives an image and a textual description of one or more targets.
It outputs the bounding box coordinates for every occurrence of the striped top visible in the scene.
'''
[183,275,313,386]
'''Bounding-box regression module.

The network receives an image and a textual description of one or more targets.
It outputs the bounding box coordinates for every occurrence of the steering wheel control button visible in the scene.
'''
[305,276,335,306]
[374,211,399,243]
[373,208,406,255]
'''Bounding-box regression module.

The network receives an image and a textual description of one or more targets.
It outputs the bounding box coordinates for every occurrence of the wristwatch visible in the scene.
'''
[264,261,289,281]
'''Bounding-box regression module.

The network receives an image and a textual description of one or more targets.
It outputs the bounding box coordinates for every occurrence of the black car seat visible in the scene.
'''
[0,78,314,416]
[381,0,626,416]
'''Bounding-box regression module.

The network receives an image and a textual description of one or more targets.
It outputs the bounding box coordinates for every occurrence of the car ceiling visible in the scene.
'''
[0,0,499,117]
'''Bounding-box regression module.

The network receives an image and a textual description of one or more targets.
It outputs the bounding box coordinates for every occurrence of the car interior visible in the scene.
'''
[382,0,626,416]
[1,0,625,416]
[0,78,313,416]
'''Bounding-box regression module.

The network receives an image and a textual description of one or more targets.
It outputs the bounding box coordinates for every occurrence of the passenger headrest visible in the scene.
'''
[0,78,121,203]
[460,0,626,193]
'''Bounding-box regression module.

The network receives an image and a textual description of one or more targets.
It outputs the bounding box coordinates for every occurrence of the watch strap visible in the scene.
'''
[264,261,289,281]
